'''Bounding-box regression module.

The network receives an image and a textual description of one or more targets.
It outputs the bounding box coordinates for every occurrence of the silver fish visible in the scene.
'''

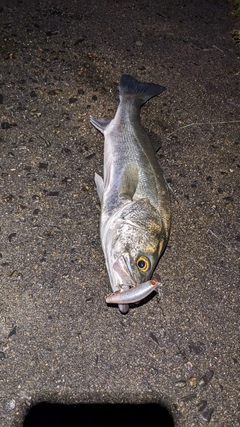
[91,74,171,313]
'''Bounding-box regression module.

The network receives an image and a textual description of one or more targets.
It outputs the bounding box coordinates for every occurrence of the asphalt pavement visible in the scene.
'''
[0,0,239,426]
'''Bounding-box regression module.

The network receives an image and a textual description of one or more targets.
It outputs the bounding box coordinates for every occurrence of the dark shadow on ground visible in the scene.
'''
[23,402,174,427]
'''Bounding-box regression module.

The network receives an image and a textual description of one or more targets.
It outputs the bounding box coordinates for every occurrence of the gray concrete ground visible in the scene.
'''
[0,0,239,425]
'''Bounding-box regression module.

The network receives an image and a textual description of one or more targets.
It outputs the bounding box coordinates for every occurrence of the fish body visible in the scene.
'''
[91,74,171,313]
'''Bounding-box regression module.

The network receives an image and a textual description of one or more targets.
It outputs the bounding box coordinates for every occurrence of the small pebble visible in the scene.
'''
[44,139,51,147]
[3,194,14,202]
[184,361,193,371]
[1,122,17,129]
[62,177,72,184]
[69,97,78,104]
[6,399,16,411]
[189,377,197,387]
[175,380,186,388]
[32,195,41,202]
[38,162,48,169]
[149,367,158,375]
[10,270,22,280]
[189,341,206,355]
[8,326,17,339]
[25,398,32,407]
[30,108,41,117]
[199,370,214,386]
[74,38,85,45]
[197,400,207,411]
[179,393,197,402]
[149,332,159,344]
[48,89,62,95]
[47,191,59,197]
[85,153,96,160]
[223,196,233,202]
[159,327,166,338]
[8,233,17,242]
[200,407,214,423]
[62,147,71,154]
[33,209,40,215]
[0,351,6,360]
[45,230,57,237]
[18,204,27,211]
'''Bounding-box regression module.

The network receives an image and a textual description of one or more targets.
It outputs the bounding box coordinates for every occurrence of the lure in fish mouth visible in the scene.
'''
[91,74,171,313]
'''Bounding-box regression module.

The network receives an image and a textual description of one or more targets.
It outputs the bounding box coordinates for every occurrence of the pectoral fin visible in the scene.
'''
[95,172,104,204]
[118,164,139,200]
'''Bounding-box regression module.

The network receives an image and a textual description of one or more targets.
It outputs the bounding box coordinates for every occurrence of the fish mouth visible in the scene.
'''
[112,255,136,314]
[106,256,160,313]
[113,255,136,287]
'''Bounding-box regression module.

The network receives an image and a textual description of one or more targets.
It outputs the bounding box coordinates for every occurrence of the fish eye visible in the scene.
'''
[136,256,150,272]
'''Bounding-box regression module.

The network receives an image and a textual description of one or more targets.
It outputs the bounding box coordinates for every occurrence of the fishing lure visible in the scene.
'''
[106,280,160,305]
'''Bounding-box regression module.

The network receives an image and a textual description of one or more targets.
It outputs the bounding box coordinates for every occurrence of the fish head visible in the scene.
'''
[111,223,165,284]
[102,199,168,312]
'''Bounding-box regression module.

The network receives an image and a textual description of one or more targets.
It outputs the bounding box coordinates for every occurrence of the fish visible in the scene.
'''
[91,74,171,314]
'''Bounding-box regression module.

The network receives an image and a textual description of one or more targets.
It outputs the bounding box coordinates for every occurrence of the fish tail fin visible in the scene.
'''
[119,74,166,105]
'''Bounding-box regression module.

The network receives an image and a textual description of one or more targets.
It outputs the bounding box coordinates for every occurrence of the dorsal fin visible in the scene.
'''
[90,116,111,134]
